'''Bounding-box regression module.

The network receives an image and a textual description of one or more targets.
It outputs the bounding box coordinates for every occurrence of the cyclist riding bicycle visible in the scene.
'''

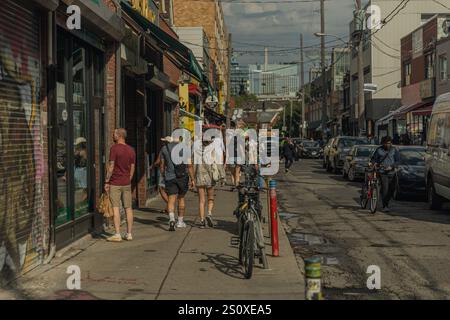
[368,136,400,212]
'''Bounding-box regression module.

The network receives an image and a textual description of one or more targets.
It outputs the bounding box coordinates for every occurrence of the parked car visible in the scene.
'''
[300,140,323,159]
[322,137,336,170]
[328,136,368,173]
[342,144,376,181]
[425,93,450,210]
[393,146,427,200]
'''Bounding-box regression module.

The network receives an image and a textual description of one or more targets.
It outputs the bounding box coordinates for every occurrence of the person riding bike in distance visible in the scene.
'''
[368,136,400,212]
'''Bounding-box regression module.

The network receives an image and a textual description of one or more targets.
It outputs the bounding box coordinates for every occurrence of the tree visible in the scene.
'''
[234,94,258,108]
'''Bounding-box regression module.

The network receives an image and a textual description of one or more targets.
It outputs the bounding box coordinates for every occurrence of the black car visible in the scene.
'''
[342,144,377,181]
[393,146,427,200]
[300,140,323,159]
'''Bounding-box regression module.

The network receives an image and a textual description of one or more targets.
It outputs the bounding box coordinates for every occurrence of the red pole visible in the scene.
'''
[269,180,279,257]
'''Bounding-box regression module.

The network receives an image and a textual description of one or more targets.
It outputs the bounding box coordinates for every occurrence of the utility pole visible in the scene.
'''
[356,0,365,136]
[320,0,327,140]
[289,99,293,137]
[226,33,232,129]
[300,33,305,138]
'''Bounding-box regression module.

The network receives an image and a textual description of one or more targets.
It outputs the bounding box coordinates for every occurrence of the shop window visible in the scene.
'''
[425,53,435,79]
[439,54,448,82]
[404,62,411,86]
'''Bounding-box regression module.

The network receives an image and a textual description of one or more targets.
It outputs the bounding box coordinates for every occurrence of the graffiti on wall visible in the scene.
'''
[0,21,44,279]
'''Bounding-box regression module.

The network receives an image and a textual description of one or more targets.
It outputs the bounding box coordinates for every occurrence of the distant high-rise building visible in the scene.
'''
[248,63,299,97]
[230,57,250,96]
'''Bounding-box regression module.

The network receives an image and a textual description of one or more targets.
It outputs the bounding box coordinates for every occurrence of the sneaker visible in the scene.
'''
[169,220,176,231]
[123,233,133,241]
[199,219,206,229]
[106,234,122,242]
[382,206,390,213]
[176,220,187,228]
[206,215,214,228]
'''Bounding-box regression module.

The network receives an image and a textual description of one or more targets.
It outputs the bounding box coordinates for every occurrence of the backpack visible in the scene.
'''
[165,145,187,179]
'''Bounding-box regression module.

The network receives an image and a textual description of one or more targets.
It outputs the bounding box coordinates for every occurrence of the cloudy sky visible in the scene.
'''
[222,0,368,67]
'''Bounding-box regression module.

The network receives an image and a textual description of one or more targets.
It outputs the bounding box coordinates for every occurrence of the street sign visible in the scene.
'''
[364,83,378,92]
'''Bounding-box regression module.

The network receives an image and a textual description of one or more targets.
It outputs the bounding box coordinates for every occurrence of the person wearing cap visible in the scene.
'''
[369,135,400,212]
[74,137,88,202]
[104,128,136,242]
[160,135,195,231]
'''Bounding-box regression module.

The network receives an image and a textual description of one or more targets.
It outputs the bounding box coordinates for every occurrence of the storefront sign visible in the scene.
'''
[420,78,434,99]
[128,0,159,25]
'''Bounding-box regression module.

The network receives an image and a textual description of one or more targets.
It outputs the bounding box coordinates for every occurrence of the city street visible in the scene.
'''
[277,159,450,300]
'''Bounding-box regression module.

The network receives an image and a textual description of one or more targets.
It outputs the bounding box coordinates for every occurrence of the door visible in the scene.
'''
[53,29,105,248]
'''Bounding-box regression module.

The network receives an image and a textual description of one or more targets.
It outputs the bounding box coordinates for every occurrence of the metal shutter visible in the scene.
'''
[0,0,43,275]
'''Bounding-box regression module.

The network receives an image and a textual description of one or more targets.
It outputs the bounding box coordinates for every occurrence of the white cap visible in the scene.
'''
[74,137,87,145]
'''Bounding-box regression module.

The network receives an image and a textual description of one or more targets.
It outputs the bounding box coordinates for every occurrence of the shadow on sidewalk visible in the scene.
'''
[198,252,246,279]
[134,216,171,232]
[213,219,238,236]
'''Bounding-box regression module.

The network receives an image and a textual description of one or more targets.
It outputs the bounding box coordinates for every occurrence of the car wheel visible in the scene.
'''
[427,177,443,210]
[348,166,356,182]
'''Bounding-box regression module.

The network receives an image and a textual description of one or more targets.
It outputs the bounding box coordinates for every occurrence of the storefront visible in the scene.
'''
[0,0,55,275]
[51,1,123,249]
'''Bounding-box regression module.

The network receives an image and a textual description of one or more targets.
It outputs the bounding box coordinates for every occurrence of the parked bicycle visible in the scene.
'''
[234,164,269,279]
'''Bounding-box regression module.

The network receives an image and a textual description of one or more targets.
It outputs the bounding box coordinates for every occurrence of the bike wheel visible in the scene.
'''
[360,185,368,209]
[370,184,379,214]
[238,214,245,264]
[242,220,255,279]
[254,215,269,269]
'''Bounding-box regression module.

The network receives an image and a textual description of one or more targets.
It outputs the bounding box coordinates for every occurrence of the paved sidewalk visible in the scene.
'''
[5,187,304,300]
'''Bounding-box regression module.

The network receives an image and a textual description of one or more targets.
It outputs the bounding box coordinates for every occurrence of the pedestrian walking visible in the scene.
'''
[160,136,195,231]
[149,142,170,212]
[193,137,221,228]
[282,138,295,173]
[369,136,400,212]
[104,128,136,242]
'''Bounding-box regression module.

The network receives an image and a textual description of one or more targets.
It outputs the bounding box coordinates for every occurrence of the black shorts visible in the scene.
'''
[165,176,189,196]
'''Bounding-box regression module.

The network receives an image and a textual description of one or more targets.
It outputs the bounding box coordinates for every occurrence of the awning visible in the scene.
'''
[120,1,203,80]
[32,0,58,10]
[204,107,227,123]
[376,112,394,126]
[189,84,202,96]
[412,102,434,116]
[64,0,125,41]
[179,109,203,121]
[164,89,179,103]
[394,101,434,118]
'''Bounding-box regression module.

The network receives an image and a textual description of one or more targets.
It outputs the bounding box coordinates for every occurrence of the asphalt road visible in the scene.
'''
[277,159,450,300]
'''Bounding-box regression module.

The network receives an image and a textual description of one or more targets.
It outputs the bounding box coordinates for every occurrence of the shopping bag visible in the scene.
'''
[97,192,114,218]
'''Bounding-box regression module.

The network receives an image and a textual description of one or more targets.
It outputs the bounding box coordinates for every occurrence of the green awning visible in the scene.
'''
[120,1,202,81]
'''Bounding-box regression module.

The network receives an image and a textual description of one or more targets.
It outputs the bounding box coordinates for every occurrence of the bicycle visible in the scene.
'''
[360,165,382,214]
[234,165,269,279]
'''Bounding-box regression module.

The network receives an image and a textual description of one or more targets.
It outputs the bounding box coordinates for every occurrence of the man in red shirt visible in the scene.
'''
[104,128,136,242]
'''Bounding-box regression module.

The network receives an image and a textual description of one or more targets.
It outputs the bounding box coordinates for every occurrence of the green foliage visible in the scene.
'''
[233,94,258,108]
